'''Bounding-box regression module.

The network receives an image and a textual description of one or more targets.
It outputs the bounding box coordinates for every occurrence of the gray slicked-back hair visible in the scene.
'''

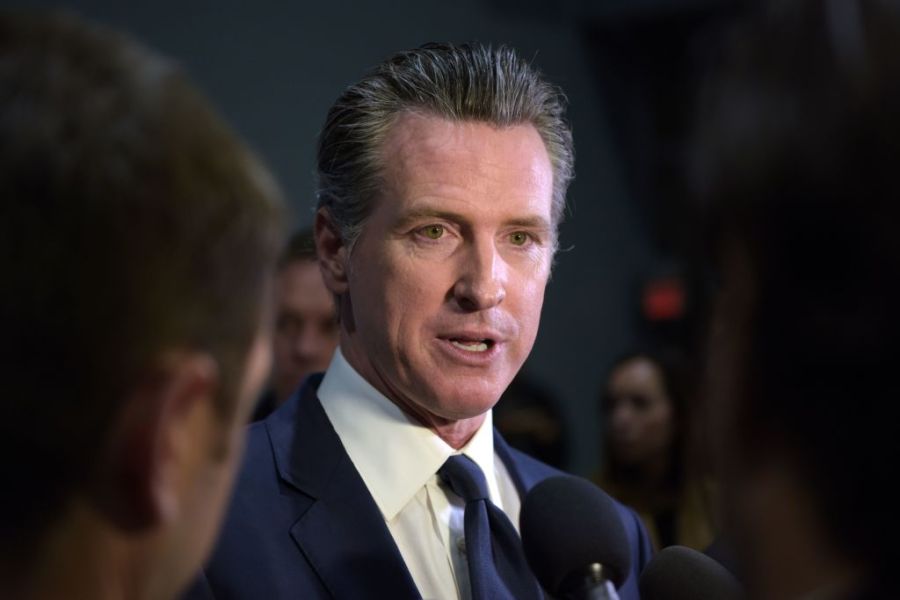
[316,42,574,250]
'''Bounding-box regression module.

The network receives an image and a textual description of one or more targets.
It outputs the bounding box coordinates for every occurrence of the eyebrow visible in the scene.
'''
[396,207,553,231]
[504,216,553,231]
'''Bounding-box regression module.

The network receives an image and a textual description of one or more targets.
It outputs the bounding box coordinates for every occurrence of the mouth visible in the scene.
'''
[436,329,505,363]
[448,338,495,353]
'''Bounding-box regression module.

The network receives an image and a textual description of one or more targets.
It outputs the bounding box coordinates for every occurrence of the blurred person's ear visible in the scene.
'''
[314,207,350,295]
[93,352,220,532]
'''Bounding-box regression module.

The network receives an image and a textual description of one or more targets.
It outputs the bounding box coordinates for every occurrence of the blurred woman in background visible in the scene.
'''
[597,351,716,551]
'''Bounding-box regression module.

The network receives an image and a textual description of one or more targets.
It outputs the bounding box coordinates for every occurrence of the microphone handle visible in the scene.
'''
[561,564,621,600]
[570,580,619,600]
[578,581,619,600]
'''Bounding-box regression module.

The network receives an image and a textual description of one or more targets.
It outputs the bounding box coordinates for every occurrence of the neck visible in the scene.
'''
[610,453,675,495]
[338,338,489,450]
[426,413,487,450]
[387,389,487,449]
[736,466,861,600]
[638,452,675,489]
[5,503,152,600]
[273,383,293,407]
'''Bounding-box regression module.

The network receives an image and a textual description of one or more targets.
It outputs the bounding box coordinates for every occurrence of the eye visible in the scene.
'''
[631,395,650,411]
[509,231,530,246]
[421,224,444,240]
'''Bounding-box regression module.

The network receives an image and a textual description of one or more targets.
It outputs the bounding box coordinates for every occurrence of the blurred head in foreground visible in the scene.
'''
[0,11,283,599]
[696,1,900,597]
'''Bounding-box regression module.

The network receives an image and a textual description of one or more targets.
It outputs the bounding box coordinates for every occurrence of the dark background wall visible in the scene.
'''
[2,0,739,475]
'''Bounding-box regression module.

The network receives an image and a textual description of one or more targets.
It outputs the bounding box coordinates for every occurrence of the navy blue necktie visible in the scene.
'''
[438,455,543,600]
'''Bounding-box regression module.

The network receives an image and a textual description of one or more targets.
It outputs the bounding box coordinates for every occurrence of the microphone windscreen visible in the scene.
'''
[520,475,631,595]
[639,545,744,600]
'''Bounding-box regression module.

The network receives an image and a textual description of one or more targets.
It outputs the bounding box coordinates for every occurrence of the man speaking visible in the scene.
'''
[191,42,651,599]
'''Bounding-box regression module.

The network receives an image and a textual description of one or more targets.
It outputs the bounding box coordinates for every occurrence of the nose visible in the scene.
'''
[453,237,506,311]
[609,402,635,437]
[292,324,323,359]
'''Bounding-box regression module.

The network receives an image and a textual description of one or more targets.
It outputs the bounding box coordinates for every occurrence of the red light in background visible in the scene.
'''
[642,277,686,321]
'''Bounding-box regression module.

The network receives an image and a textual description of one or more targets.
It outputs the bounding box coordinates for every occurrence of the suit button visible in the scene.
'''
[457,537,466,554]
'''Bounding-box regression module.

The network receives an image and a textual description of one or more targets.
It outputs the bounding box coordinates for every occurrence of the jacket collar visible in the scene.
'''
[266,375,422,598]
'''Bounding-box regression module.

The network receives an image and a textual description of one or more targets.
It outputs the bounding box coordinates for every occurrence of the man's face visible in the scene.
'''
[334,113,555,424]
[272,260,338,401]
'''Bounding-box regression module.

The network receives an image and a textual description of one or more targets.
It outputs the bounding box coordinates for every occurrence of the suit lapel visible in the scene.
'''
[266,376,421,599]
[494,428,535,498]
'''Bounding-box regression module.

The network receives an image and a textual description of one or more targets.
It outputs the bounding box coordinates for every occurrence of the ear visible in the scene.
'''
[314,207,350,295]
[96,352,219,532]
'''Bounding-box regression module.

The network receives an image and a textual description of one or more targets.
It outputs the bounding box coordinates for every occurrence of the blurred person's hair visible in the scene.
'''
[277,227,316,269]
[694,0,900,577]
[0,11,283,564]
[316,42,573,252]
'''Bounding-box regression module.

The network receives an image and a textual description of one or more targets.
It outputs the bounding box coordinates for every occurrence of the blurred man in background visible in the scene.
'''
[252,228,338,421]
[0,11,283,599]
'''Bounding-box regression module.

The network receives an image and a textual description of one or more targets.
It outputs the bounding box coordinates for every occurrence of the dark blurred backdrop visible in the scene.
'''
[2,0,745,475]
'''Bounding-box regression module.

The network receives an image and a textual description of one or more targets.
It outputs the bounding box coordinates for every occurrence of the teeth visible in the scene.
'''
[451,340,489,352]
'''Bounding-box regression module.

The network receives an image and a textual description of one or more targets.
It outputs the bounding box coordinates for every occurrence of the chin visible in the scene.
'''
[429,393,500,422]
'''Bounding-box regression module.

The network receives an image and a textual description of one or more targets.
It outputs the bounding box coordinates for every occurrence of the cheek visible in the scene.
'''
[353,269,423,358]
[239,336,273,409]
[648,409,676,446]
[513,280,547,332]
[273,336,290,357]
[199,440,245,547]
[384,263,446,320]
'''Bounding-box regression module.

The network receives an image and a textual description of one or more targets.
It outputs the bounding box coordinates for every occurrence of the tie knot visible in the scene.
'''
[438,454,490,502]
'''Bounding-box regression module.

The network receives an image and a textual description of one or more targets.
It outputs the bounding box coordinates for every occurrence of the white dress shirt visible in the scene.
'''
[318,348,522,600]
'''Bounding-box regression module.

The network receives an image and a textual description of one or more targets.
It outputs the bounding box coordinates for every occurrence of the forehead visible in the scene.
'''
[276,260,331,304]
[610,358,665,391]
[376,112,554,221]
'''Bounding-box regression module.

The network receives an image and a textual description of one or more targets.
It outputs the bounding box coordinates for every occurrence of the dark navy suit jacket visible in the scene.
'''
[185,374,653,599]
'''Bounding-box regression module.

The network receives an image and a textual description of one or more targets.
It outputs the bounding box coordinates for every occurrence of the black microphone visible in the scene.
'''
[639,545,744,600]
[520,476,631,599]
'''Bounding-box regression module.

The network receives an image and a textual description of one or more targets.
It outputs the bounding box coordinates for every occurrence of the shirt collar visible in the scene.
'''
[318,347,499,521]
